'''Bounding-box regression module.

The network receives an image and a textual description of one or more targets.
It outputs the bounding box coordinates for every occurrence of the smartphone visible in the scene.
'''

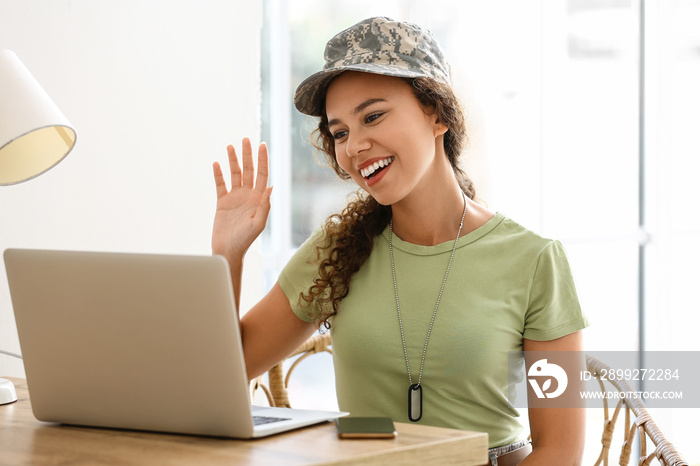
[336,416,397,439]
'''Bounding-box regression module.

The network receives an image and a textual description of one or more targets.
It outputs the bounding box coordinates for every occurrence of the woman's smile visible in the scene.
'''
[358,156,394,182]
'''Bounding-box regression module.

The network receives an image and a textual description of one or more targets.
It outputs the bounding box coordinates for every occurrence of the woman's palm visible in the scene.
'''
[212,139,272,258]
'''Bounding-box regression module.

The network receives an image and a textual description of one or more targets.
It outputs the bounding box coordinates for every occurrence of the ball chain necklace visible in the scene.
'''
[389,191,467,422]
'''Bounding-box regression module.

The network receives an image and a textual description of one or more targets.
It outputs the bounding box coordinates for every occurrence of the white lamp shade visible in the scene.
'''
[0,50,76,185]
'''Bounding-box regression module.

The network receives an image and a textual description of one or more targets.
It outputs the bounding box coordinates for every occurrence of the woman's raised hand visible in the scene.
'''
[212,138,273,260]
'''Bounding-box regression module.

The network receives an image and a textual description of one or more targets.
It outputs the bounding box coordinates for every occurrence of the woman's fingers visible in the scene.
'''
[255,142,269,193]
[241,137,255,188]
[217,138,269,194]
[227,144,242,188]
[213,161,228,199]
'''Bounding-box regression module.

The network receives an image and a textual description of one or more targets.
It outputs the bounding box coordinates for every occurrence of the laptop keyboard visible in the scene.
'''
[253,415,291,426]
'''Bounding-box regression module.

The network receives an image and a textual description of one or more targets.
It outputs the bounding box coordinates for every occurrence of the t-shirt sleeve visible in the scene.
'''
[278,227,327,323]
[523,240,590,341]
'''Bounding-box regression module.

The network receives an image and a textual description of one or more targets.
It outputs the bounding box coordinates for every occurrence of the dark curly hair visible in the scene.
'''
[300,76,476,328]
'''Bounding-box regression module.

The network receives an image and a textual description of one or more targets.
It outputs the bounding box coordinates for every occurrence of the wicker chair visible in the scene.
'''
[250,332,332,408]
[586,355,688,466]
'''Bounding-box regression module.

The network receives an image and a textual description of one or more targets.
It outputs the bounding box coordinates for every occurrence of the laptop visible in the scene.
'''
[4,248,346,438]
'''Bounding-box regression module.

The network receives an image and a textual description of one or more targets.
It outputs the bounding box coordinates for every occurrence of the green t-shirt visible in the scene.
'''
[279,212,589,448]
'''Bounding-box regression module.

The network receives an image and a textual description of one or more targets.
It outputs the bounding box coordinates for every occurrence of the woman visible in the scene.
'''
[212,17,588,465]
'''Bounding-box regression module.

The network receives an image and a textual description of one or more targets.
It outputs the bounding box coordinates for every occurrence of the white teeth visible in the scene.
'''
[360,157,394,178]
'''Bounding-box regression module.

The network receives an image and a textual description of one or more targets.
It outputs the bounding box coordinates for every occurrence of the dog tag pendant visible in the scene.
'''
[408,383,422,422]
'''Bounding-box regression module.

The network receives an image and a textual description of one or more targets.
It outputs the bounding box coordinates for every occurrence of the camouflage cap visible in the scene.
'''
[293,16,452,116]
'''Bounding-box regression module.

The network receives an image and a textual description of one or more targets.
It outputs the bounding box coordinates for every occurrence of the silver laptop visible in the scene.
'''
[4,248,346,438]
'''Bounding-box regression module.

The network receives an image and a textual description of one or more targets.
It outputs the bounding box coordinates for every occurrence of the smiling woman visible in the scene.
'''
[214,16,589,465]
[260,1,700,463]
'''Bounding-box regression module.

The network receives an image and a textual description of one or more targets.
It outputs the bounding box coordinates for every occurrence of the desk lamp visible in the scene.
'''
[0,49,77,404]
[0,49,76,185]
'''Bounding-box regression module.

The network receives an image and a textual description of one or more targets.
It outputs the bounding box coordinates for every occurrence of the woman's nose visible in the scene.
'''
[345,130,371,158]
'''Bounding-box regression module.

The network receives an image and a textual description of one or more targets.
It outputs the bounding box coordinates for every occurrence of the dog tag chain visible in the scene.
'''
[389,192,467,422]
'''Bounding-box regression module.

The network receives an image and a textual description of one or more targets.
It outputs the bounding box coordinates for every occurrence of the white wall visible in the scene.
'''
[0,0,264,377]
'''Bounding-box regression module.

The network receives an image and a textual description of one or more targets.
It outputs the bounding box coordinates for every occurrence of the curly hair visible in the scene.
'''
[300,76,475,329]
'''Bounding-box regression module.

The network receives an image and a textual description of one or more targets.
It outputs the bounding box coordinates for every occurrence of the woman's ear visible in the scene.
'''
[434,120,448,137]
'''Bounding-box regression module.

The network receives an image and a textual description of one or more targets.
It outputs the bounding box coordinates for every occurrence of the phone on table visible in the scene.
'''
[336,416,397,439]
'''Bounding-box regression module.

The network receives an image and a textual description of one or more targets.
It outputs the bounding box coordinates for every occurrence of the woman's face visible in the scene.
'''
[325,72,447,206]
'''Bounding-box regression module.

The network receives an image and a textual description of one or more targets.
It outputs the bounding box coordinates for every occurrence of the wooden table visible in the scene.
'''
[1,378,488,465]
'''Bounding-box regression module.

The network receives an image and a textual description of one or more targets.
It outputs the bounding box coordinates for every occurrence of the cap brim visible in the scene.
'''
[293,64,429,117]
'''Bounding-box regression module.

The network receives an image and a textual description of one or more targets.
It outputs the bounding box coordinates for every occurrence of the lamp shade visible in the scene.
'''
[0,50,76,185]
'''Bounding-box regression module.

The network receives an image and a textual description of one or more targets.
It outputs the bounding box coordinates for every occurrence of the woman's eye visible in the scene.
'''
[365,112,383,123]
[332,130,348,140]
